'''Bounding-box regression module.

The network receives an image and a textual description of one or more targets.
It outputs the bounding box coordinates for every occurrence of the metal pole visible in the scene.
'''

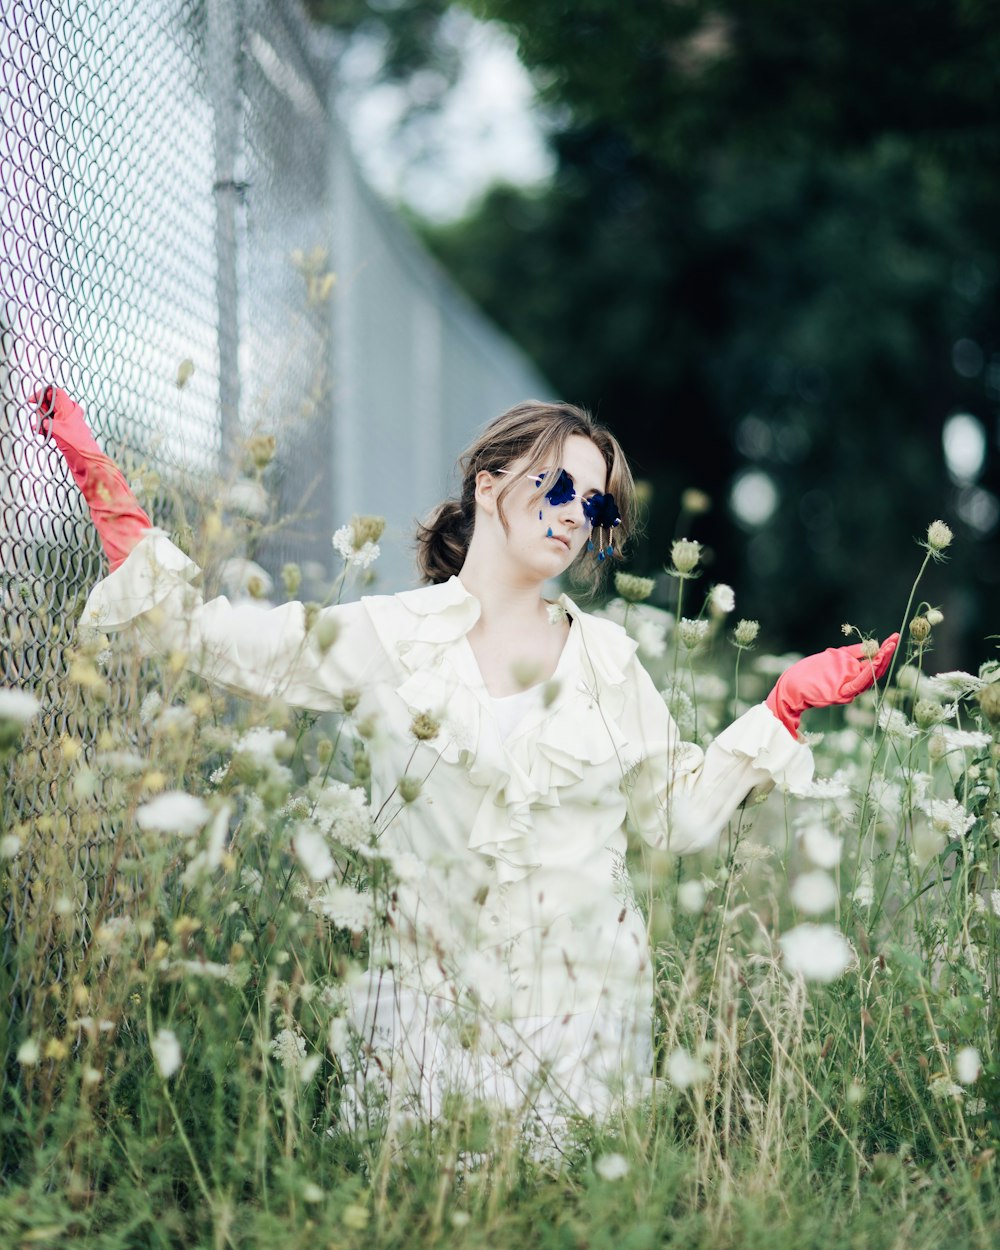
[207,0,244,477]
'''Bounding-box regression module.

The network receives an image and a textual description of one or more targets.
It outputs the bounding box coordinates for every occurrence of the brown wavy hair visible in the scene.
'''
[415,400,636,593]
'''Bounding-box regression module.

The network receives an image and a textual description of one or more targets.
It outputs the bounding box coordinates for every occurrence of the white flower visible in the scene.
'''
[926,671,985,698]
[733,840,774,865]
[181,801,232,885]
[709,584,735,615]
[293,824,335,881]
[269,1028,307,1070]
[234,727,288,767]
[136,791,210,837]
[16,1039,40,1065]
[852,865,875,908]
[955,1046,981,1085]
[929,1074,964,1100]
[936,727,992,754]
[634,618,666,659]
[991,890,1000,918]
[754,652,804,678]
[546,602,569,625]
[666,1046,710,1088]
[796,773,853,801]
[139,691,163,724]
[224,478,269,519]
[779,923,855,982]
[798,824,843,869]
[791,870,839,915]
[95,749,147,776]
[693,673,729,703]
[151,1027,182,1078]
[877,707,920,740]
[0,688,41,726]
[155,706,196,735]
[218,557,273,599]
[661,683,696,739]
[332,526,380,569]
[1,834,21,859]
[594,1153,630,1181]
[311,781,373,850]
[677,880,706,914]
[677,618,710,649]
[386,850,426,884]
[329,1016,350,1055]
[302,1181,324,1204]
[308,883,373,933]
[919,797,975,839]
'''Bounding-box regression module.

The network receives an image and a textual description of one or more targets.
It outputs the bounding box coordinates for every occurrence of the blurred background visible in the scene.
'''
[3,0,998,670]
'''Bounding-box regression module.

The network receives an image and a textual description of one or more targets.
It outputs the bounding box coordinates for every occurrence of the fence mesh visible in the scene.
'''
[0,0,548,1069]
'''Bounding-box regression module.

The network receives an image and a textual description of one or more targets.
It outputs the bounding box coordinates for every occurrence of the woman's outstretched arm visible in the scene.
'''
[37,387,391,710]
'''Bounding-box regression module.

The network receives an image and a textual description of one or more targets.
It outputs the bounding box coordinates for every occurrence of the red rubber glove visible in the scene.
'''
[766,635,899,737]
[33,386,152,572]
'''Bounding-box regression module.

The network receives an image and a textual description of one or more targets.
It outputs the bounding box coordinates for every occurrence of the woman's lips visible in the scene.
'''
[548,533,570,549]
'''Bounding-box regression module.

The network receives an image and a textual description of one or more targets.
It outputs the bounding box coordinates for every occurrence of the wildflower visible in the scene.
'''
[308,883,373,933]
[779,923,855,982]
[678,618,709,650]
[386,850,426,883]
[139,691,163,724]
[224,478,269,519]
[594,1153,630,1181]
[16,1039,40,1066]
[329,1017,350,1055]
[732,619,760,648]
[0,688,41,726]
[677,880,706,913]
[311,780,373,850]
[841,623,854,637]
[332,515,385,569]
[926,608,944,626]
[852,865,875,908]
[234,727,289,769]
[269,1028,307,1070]
[919,797,975,839]
[796,773,852,800]
[614,572,655,603]
[342,1205,369,1231]
[925,519,953,554]
[929,1074,964,1100]
[282,563,301,596]
[709,583,735,616]
[733,840,774,865]
[937,727,992,754]
[246,432,276,469]
[991,890,1000,918]
[302,1182,324,1204]
[410,712,440,742]
[293,824,335,881]
[955,1047,981,1085]
[790,870,839,915]
[0,834,21,859]
[913,699,945,729]
[311,614,340,654]
[175,358,195,388]
[136,791,210,838]
[877,707,920,740]
[546,602,568,625]
[666,1046,710,1088]
[670,538,702,577]
[151,1028,182,1078]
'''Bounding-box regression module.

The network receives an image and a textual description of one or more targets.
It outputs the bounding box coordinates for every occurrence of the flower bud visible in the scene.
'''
[350,515,386,547]
[409,712,440,742]
[977,683,1000,726]
[925,608,944,626]
[670,538,702,576]
[341,689,361,715]
[398,775,422,803]
[316,738,334,765]
[312,615,340,654]
[614,573,655,604]
[732,619,760,648]
[925,520,953,552]
[352,746,370,782]
[913,699,944,729]
[861,639,879,660]
[909,616,931,642]
[709,584,735,616]
[246,433,277,470]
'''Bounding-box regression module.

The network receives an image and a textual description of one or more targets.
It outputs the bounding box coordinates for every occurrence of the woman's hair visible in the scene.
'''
[415,399,636,593]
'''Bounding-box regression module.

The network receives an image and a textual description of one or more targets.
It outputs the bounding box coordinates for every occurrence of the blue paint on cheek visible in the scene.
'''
[546,527,553,538]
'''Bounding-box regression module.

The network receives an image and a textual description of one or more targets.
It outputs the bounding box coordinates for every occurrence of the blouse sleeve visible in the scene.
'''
[78,529,392,710]
[620,652,814,855]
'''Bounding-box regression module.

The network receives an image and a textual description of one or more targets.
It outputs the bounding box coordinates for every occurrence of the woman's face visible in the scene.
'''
[493,434,610,581]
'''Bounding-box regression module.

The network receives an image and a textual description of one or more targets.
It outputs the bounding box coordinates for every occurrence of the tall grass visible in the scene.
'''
[1,504,997,1250]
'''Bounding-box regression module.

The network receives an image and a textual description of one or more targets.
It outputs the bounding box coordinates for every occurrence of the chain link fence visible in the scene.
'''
[0,0,548,1070]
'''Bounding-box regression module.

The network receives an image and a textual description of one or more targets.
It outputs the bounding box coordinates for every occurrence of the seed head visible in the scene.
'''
[281,563,301,596]
[350,514,386,547]
[913,699,945,729]
[614,572,655,603]
[925,520,953,553]
[977,683,1000,726]
[732,619,760,648]
[909,616,932,643]
[341,689,361,715]
[410,712,440,742]
[312,615,340,654]
[860,639,879,660]
[246,433,277,470]
[670,538,703,576]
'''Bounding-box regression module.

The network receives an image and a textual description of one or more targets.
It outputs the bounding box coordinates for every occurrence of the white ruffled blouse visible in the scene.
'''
[81,530,813,1122]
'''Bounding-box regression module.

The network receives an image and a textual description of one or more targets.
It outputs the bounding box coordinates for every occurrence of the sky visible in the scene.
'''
[334,9,553,223]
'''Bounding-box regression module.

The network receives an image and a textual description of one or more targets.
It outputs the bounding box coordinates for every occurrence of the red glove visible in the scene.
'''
[33,386,152,572]
[766,635,899,737]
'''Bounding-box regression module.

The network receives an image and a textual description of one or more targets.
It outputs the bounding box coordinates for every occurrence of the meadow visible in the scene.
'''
[1,504,997,1250]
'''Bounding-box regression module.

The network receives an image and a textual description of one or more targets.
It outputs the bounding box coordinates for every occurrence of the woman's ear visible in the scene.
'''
[473,469,500,517]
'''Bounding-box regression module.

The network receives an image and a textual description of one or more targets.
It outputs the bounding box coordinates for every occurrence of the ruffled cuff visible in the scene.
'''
[79,528,200,631]
[711,702,815,794]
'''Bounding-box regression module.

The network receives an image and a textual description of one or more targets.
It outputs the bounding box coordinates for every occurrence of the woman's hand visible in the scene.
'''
[766,634,899,737]
[32,386,152,572]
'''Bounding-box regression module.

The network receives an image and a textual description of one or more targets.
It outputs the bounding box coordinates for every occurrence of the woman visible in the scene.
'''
[34,386,895,1142]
